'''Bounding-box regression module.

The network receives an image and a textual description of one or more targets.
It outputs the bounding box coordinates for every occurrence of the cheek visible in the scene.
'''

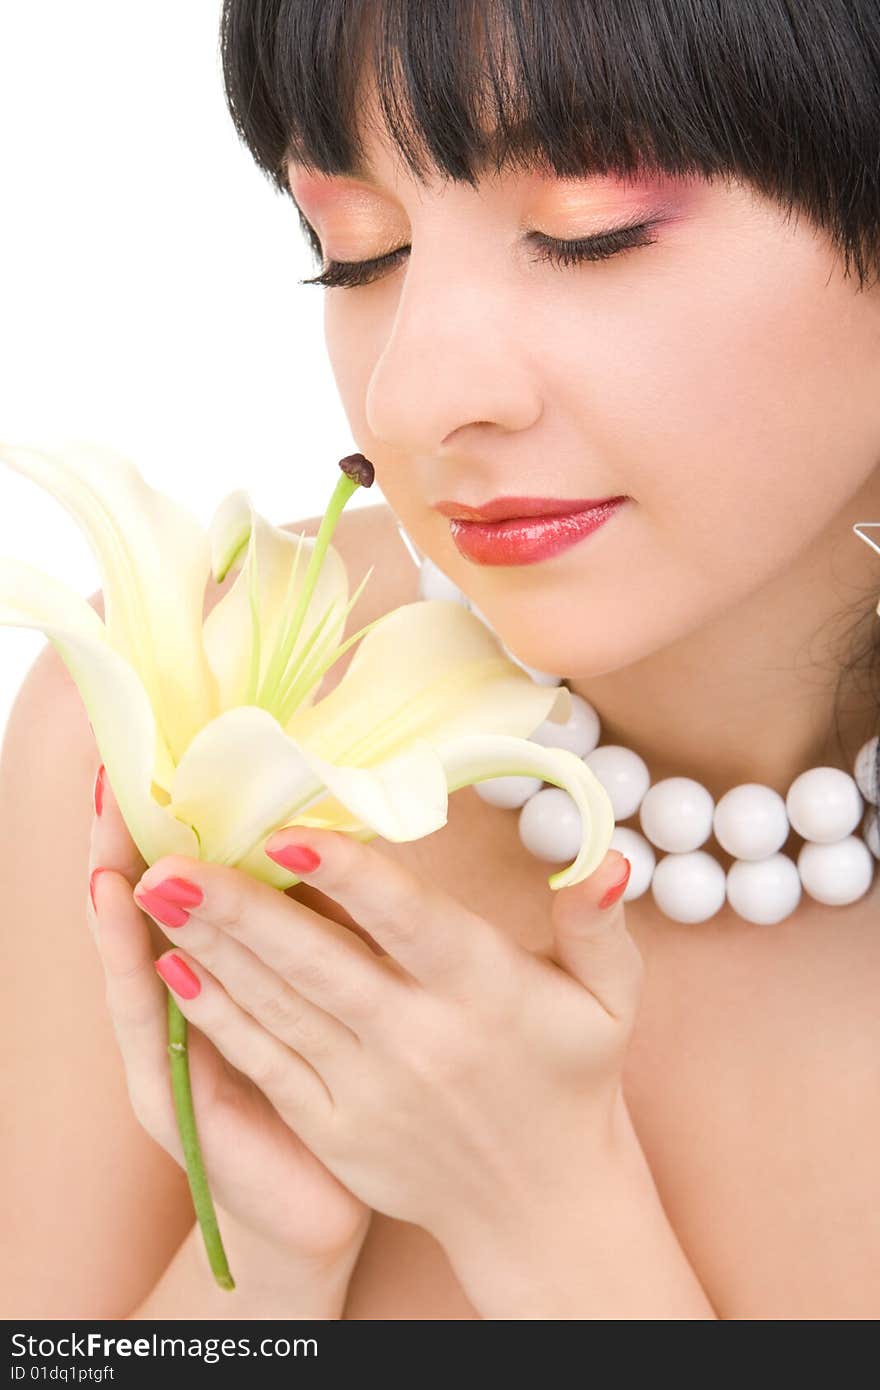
[482,221,878,676]
[567,213,880,603]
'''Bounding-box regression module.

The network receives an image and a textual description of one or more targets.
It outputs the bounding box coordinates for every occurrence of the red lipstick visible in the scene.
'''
[436,495,628,566]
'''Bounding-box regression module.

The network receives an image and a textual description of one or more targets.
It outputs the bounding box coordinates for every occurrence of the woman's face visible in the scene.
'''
[287,105,880,680]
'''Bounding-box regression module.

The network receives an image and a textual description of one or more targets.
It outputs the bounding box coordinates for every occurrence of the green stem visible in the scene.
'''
[166,993,235,1290]
[256,473,358,708]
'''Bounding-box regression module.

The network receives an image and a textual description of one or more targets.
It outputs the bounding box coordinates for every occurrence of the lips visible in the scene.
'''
[446,497,628,565]
[434,496,623,522]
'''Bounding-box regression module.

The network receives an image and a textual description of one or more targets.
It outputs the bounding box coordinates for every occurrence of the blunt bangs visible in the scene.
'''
[219,1,880,288]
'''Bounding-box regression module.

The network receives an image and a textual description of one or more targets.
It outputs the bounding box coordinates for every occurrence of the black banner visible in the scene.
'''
[4,1320,557,1384]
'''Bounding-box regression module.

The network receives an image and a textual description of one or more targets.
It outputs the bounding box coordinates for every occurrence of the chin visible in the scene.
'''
[498,624,642,682]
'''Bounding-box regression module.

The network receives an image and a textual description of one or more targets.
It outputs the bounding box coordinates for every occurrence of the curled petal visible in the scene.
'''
[208,489,252,582]
[434,733,616,889]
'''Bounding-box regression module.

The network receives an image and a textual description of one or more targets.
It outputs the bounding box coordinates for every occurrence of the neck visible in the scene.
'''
[565,482,880,807]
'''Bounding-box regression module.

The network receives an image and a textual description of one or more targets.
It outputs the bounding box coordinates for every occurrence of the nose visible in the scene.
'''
[364,245,542,456]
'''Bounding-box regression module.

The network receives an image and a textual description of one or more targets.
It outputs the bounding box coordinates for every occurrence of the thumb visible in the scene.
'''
[550,848,642,1021]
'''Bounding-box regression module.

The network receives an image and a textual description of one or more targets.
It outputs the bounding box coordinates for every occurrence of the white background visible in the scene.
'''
[0,0,371,744]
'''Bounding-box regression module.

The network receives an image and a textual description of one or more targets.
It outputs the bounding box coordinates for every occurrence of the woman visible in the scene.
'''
[3,0,880,1319]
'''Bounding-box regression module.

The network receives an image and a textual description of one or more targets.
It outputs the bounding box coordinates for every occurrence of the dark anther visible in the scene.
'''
[338,452,375,488]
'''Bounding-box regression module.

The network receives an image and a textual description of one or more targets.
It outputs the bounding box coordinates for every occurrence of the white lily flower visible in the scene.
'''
[0,440,614,889]
[0,438,617,1291]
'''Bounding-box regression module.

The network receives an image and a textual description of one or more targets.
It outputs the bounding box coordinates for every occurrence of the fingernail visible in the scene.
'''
[598,856,632,910]
[93,764,105,817]
[134,876,202,929]
[154,953,201,999]
[135,886,191,929]
[265,842,322,873]
[149,876,204,908]
[89,866,109,912]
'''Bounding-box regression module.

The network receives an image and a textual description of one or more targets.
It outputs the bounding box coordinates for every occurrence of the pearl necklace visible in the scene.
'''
[399,524,880,926]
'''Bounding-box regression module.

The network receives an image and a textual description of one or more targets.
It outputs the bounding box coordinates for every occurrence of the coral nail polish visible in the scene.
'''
[598,858,632,910]
[93,764,105,817]
[149,877,204,908]
[134,887,191,929]
[265,842,322,873]
[134,877,202,929]
[154,954,201,999]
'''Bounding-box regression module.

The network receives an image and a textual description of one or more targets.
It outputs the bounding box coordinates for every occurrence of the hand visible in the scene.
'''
[127,816,642,1283]
[86,768,371,1294]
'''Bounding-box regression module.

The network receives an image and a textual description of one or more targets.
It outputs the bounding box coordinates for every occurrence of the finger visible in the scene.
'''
[87,762,147,942]
[152,947,333,1136]
[88,763,146,882]
[549,849,643,1023]
[88,860,180,1139]
[86,765,186,1139]
[132,855,412,1033]
[122,891,359,1072]
[258,827,504,994]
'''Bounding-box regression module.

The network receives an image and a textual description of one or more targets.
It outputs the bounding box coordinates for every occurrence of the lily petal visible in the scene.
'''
[294,736,449,842]
[287,598,571,764]
[0,556,198,865]
[208,489,252,583]
[168,705,325,872]
[166,704,449,881]
[203,495,349,712]
[0,439,218,762]
[435,733,616,889]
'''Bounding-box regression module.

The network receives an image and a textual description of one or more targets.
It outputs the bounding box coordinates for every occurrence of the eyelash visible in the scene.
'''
[299,217,662,289]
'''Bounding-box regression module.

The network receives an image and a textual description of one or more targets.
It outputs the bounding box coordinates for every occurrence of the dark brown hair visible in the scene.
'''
[219,0,880,290]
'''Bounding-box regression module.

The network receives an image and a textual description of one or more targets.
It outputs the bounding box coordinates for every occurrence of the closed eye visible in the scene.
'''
[299,216,663,289]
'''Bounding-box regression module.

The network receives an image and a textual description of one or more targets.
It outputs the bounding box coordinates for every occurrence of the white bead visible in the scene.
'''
[583,744,650,820]
[472,775,544,809]
[651,850,727,924]
[608,826,655,901]
[863,806,880,859]
[853,736,880,805]
[726,853,802,925]
[713,783,789,860]
[785,767,863,843]
[518,786,582,863]
[796,835,875,906]
[639,777,715,853]
[530,693,601,757]
[417,555,468,605]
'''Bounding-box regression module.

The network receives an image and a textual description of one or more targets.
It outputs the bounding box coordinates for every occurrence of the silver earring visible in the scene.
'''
[853,523,880,616]
[854,522,880,557]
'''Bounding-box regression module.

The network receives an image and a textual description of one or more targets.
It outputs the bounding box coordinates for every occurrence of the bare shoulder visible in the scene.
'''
[0,609,194,1316]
